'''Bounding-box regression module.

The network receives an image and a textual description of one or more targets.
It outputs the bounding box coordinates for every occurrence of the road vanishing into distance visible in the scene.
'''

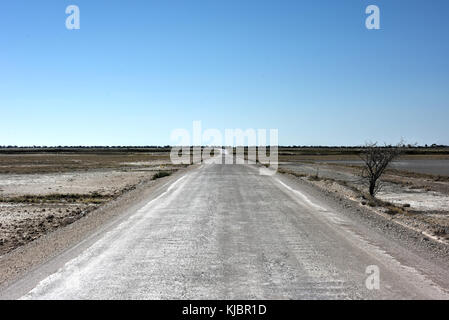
[2,161,449,299]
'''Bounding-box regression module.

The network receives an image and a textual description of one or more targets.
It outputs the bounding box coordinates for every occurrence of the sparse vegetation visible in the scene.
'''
[386,206,405,215]
[307,175,322,181]
[152,171,172,180]
[0,193,111,204]
[307,168,322,181]
[277,168,307,177]
[0,150,172,174]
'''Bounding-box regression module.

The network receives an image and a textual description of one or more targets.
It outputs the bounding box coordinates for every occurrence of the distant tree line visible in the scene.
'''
[0,145,171,149]
[0,146,172,154]
[0,145,448,156]
[1,144,447,149]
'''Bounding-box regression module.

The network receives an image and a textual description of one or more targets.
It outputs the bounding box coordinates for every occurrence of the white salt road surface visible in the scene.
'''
[2,163,449,299]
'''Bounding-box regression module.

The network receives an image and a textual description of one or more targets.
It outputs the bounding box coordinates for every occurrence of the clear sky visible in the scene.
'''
[1,0,448,146]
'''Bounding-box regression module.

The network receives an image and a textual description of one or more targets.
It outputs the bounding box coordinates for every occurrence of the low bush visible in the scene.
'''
[152,171,172,180]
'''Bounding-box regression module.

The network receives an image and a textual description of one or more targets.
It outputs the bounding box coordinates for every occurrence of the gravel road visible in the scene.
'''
[2,163,449,299]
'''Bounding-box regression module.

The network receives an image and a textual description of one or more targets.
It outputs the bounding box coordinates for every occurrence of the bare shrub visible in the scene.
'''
[360,141,405,196]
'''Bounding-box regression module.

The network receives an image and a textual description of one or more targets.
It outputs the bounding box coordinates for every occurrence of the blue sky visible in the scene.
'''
[1,0,448,146]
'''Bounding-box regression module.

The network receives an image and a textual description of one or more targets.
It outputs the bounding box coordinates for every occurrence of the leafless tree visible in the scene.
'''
[359,141,405,196]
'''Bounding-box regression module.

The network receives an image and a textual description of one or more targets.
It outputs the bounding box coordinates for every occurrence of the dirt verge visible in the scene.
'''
[278,166,449,252]
[0,167,191,289]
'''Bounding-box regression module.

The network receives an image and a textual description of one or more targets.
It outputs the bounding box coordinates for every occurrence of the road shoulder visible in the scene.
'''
[276,169,449,267]
[0,166,193,296]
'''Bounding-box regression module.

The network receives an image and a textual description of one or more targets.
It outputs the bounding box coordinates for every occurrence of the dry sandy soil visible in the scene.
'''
[0,151,181,256]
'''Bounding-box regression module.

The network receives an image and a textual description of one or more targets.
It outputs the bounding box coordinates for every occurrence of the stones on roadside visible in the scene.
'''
[434,227,448,236]
[63,217,76,225]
